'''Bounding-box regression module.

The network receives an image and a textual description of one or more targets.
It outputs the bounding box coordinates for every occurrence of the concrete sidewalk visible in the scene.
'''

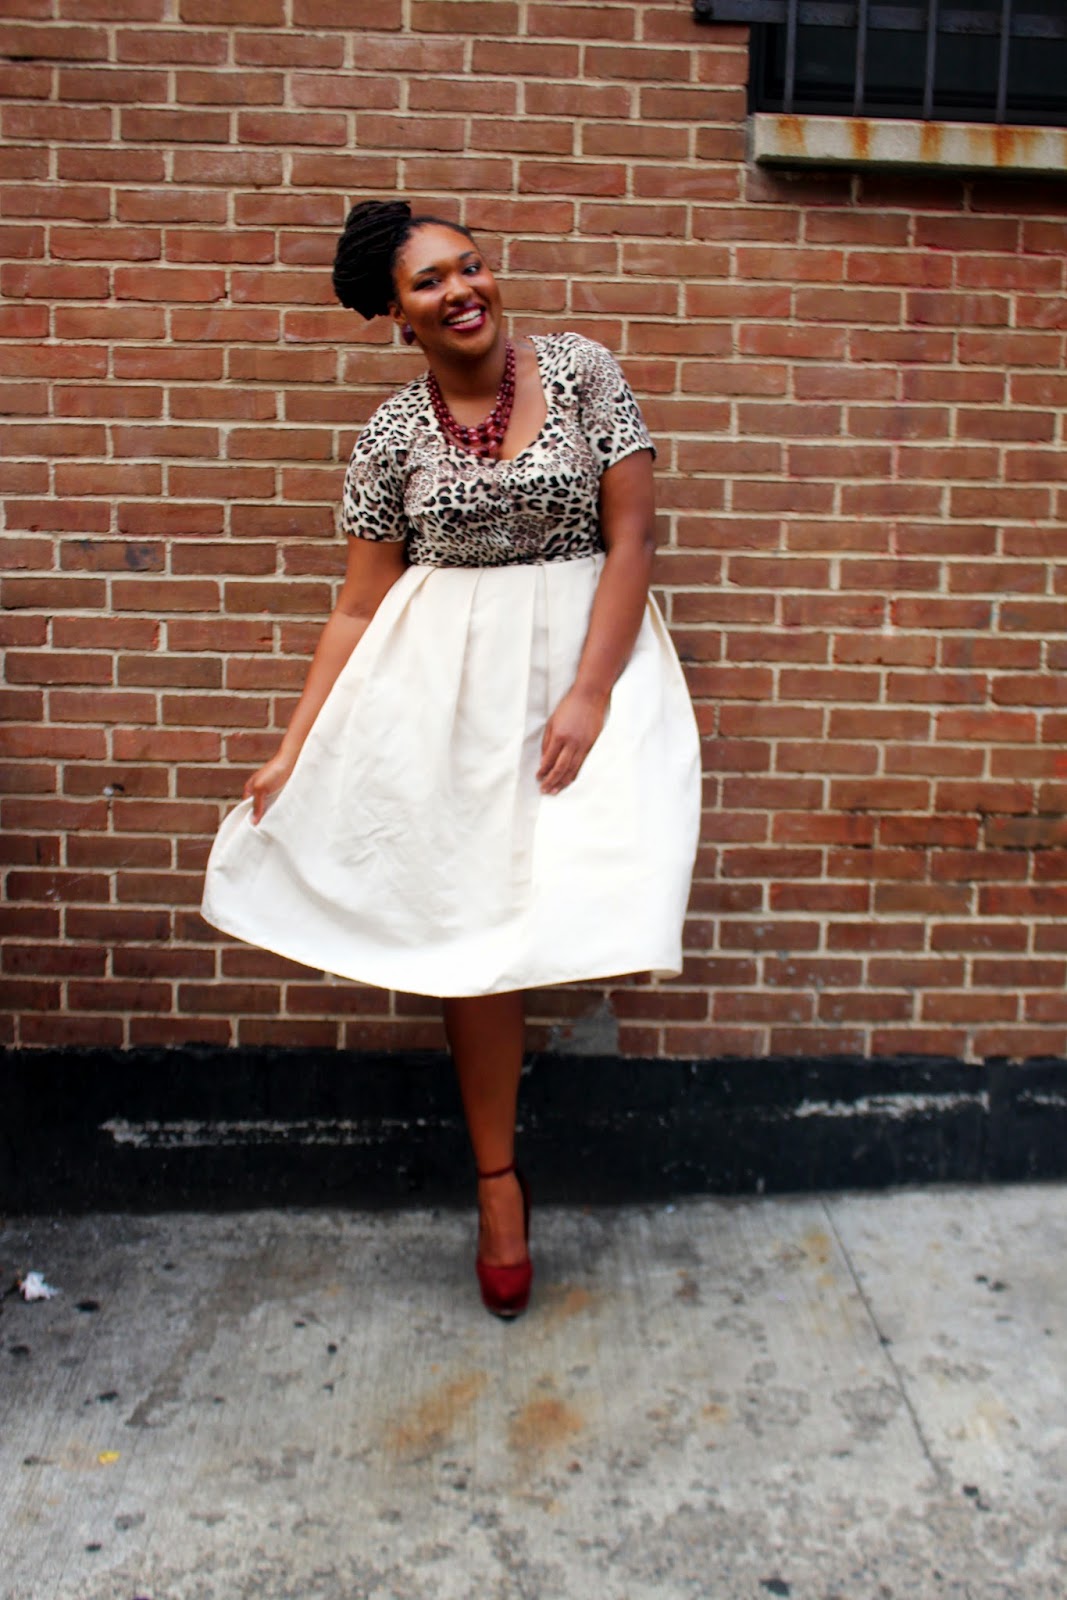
[1,1184,1065,1599]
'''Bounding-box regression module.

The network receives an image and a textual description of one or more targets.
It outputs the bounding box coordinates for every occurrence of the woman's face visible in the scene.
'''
[391,223,503,361]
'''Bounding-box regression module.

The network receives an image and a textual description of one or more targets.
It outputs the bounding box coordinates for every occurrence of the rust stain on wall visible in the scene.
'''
[990,124,1040,168]
[777,114,807,157]
[849,119,872,162]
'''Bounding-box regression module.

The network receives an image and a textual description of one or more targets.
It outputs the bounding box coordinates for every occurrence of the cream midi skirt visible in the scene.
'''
[201,554,701,998]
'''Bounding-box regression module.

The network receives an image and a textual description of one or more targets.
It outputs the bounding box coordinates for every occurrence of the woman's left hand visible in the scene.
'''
[537,685,608,795]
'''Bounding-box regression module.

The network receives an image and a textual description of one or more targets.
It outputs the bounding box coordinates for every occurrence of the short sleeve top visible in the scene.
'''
[340,331,654,568]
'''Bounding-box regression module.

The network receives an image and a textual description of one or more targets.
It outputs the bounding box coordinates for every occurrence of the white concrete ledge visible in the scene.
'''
[750,112,1067,177]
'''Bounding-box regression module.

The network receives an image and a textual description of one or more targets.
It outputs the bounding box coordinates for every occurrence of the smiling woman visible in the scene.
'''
[200,198,701,1320]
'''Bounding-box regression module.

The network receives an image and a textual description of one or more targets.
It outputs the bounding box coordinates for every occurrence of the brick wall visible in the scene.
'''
[3,3,1067,1062]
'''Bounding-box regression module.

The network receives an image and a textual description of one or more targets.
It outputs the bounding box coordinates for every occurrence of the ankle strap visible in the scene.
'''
[477,1163,515,1181]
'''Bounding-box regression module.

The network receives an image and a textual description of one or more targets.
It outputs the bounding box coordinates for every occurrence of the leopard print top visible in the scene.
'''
[340,332,654,567]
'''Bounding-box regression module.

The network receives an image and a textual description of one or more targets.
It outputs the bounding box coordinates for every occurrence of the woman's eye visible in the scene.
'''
[464,261,482,275]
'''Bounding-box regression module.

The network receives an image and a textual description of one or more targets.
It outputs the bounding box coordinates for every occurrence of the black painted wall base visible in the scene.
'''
[3,1046,1067,1213]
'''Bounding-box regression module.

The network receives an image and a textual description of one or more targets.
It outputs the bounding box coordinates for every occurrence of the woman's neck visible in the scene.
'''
[426,332,510,403]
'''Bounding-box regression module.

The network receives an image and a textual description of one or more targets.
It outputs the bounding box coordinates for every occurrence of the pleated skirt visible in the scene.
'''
[201,554,701,998]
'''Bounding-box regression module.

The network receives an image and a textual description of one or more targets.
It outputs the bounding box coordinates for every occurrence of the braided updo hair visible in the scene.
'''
[332,199,477,320]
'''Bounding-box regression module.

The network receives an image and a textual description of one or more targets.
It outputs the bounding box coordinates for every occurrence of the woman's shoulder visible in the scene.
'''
[534,329,614,363]
[356,372,429,447]
[533,329,624,386]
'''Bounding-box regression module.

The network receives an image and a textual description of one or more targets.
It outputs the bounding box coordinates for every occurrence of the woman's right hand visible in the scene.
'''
[243,750,296,825]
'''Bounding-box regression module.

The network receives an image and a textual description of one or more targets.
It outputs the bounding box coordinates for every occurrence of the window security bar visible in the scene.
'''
[696,2,1064,32]
[697,2,1067,124]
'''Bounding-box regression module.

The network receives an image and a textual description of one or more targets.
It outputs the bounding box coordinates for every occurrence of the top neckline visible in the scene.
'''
[424,334,552,467]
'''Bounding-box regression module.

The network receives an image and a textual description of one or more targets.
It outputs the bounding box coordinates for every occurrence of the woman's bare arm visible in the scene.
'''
[537,447,656,795]
[244,536,407,822]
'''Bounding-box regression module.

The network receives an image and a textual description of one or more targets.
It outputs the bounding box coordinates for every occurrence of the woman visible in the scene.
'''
[202,199,701,1319]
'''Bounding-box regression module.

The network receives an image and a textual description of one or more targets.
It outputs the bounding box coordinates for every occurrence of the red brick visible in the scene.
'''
[525,81,630,118]
[776,883,871,915]
[526,1,634,35]
[68,834,172,869]
[1023,996,1067,1025]
[59,148,172,189]
[4,104,111,141]
[979,1024,1067,1062]
[0,149,56,183]
[54,386,163,421]
[64,0,165,15]
[959,330,1061,367]
[0,906,61,941]
[3,262,109,300]
[1016,295,1067,331]
[716,921,819,953]
[173,68,281,105]
[229,32,336,67]
[471,40,578,75]
[659,1025,763,1057]
[294,0,400,20]
[18,1014,125,1046]
[0,834,60,868]
[3,943,105,977]
[715,991,814,1024]
[634,166,740,202]
[7,650,112,685]
[0,466,48,500]
[798,287,905,325]
[238,109,347,146]
[820,992,914,1024]
[2,185,110,221]
[116,266,226,302]
[0,23,106,59]
[168,466,275,499]
[57,63,164,100]
[290,70,397,107]
[160,693,269,729]
[117,189,228,225]
[999,600,1067,633]
[1021,220,1067,254]
[0,64,52,98]
[68,979,174,1012]
[581,122,686,160]
[181,0,284,19]
[935,709,1037,745]
[922,993,1018,1024]
[766,1026,867,1056]
[830,779,931,813]
[960,257,1062,292]
[8,868,110,903]
[0,977,61,1013]
[170,150,283,187]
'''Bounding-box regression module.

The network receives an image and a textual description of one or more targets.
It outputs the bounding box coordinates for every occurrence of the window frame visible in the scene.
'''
[695,2,1067,129]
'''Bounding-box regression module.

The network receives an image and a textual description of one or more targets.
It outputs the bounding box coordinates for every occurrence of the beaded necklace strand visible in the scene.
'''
[427,340,516,462]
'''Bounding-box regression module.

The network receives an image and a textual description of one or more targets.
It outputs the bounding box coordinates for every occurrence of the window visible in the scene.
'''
[696,2,1067,128]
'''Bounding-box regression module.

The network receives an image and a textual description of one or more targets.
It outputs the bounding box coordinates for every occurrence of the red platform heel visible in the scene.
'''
[475,1164,533,1320]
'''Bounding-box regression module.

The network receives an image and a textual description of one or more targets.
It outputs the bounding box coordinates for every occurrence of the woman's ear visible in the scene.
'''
[390,303,417,346]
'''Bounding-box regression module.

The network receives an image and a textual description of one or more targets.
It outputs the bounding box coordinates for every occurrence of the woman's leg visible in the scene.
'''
[443,990,528,1267]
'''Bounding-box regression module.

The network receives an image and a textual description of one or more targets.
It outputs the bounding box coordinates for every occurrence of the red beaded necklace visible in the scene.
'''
[427,340,516,462]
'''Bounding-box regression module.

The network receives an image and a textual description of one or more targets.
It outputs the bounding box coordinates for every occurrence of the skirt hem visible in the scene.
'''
[199,898,681,999]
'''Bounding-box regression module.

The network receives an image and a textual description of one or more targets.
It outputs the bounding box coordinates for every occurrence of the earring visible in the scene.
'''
[401,324,416,346]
